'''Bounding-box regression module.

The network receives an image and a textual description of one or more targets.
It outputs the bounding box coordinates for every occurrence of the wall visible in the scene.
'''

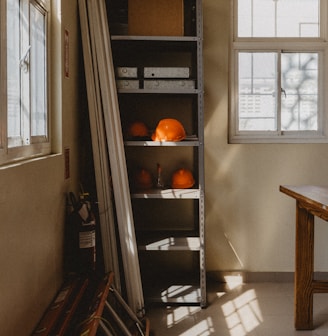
[203,0,328,274]
[2,0,328,333]
[0,0,82,335]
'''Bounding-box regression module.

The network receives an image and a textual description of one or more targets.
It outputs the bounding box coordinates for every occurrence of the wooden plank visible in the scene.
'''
[280,185,328,221]
[294,204,314,330]
[280,185,328,208]
[53,278,89,335]
[32,277,87,336]
[78,273,114,336]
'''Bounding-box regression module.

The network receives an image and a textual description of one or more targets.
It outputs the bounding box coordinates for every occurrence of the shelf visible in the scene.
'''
[138,237,201,251]
[131,188,200,199]
[145,284,202,305]
[141,273,203,305]
[124,139,200,147]
[117,88,200,94]
[111,35,200,42]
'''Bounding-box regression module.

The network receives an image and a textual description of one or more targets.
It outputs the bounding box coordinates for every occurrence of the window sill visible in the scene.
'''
[229,134,328,144]
[0,153,61,170]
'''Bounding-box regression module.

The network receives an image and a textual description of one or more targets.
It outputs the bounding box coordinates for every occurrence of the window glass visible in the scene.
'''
[238,52,277,131]
[238,0,320,38]
[232,0,324,143]
[30,3,47,138]
[238,52,319,132]
[281,53,318,131]
[7,0,21,140]
[1,0,51,163]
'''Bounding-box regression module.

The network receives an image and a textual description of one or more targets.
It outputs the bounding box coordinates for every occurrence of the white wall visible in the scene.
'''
[203,0,328,273]
[0,1,82,335]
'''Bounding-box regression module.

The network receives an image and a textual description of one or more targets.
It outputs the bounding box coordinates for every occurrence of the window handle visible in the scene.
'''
[281,87,287,98]
[19,45,31,73]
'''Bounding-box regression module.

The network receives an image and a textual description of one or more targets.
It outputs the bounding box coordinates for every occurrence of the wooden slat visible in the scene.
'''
[280,185,328,221]
[32,277,87,336]
[53,278,89,335]
[78,273,114,336]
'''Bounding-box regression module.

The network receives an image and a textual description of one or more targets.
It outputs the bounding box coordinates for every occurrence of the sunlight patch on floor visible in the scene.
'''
[222,289,263,336]
[166,306,201,327]
[178,318,215,336]
[166,306,215,335]
[161,285,201,303]
[224,274,243,290]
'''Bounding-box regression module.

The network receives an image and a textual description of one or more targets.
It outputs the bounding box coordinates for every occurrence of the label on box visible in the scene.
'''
[116,80,139,89]
[79,230,95,249]
[116,67,138,78]
[144,80,195,90]
[144,67,190,78]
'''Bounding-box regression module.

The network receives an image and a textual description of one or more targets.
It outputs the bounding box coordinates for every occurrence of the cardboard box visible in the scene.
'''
[128,0,184,36]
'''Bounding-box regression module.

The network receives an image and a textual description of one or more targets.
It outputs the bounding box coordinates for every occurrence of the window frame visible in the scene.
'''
[0,0,51,165]
[229,0,328,143]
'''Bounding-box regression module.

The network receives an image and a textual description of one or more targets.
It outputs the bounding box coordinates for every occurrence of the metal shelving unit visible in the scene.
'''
[107,0,206,307]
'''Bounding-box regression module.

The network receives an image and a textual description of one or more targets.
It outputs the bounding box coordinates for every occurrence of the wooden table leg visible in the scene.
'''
[294,202,314,330]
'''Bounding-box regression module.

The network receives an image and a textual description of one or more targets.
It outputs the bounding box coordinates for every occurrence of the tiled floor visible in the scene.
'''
[146,281,328,336]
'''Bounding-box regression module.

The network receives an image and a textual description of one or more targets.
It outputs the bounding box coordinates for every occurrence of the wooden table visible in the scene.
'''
[280,185,328,330]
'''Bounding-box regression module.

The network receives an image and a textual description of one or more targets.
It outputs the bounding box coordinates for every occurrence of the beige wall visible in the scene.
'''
[2,0,328,334]
[203,0,328,273]
[0,1,81,335]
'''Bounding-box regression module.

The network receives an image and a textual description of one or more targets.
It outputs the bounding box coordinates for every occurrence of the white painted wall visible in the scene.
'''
[203,0,328,273]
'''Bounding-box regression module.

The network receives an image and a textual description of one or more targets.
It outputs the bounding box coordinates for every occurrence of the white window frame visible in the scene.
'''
[229,0,328,143]
[0,0,51,165]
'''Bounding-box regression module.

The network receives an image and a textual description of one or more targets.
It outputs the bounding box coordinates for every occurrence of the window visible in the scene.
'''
[0,0,51,165]
[230,0,328,143]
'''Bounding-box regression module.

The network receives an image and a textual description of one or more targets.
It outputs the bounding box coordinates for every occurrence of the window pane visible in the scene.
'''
[7,0,21,138]
[238,53,277,131]
[281,53,318,131]
[238,0,320,38]
[30,3,47,137]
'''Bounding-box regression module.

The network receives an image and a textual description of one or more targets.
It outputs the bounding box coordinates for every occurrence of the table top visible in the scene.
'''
[280,185,328,211]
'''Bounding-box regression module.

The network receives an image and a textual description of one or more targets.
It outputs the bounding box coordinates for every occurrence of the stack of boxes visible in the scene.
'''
[115,0,195,91]
[115,67,139,90]
[143,67,194,89]
[116,66,195,90]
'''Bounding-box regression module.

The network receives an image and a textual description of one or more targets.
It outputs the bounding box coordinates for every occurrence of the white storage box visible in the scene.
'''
[116,67,138,78]
[116,80,139,89]
[144,80,195,90]
[144,67,190,78]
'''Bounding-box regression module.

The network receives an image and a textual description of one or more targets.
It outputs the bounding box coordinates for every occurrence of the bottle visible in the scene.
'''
[156,163,164,189]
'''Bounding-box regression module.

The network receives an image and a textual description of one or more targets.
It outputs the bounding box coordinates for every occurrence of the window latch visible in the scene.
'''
[19,45,31,73]
[281,87,287,98]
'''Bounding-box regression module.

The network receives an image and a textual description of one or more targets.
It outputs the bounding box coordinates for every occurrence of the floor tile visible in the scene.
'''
[146,281,328,336]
